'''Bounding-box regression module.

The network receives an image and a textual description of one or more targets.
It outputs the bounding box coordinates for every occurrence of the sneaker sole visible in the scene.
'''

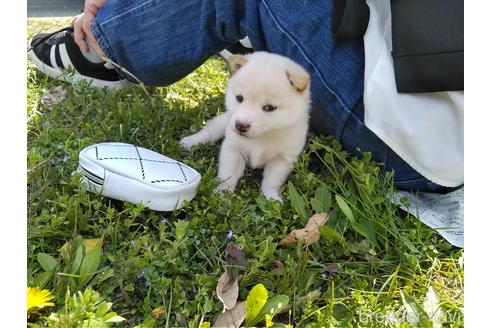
[28,39,132,90]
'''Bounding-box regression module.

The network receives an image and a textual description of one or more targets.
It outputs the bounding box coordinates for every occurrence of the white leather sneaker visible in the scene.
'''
[78,142,201,211]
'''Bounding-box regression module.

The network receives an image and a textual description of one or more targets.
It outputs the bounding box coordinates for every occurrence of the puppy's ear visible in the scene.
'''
[286,65,310,92]
[228,54,248,74]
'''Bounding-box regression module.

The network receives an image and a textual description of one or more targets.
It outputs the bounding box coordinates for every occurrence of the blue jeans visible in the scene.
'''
[92,0,453,193]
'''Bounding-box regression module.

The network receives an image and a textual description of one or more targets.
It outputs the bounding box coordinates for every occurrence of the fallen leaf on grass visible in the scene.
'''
[279,213,329,246]
[41,85,66,107]
[225,243,246,279]
[212,301,246,328]
[326,263,340,278]
[216,244,246,314]
[216,271,239,312]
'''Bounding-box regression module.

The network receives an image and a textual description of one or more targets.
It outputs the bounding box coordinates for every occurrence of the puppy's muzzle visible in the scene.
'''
[235,121,251,134]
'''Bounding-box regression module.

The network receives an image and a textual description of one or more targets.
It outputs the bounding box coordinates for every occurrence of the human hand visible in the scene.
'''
[72,0,107,53]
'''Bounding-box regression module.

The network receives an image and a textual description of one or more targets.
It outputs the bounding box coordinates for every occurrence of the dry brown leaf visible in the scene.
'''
[326,263,340,278]
[41,85,66,107]
[279,212,329,246]
[225,243,246,279]
[216,271,239,312]
[213,301,246,328]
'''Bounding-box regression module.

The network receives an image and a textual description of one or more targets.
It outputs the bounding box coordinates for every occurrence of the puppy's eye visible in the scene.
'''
[236,95,244,103]
[262,104,277,112]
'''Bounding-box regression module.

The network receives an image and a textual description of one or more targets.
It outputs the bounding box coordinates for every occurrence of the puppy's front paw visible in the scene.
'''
[213,187,228,198]
[262,189,284,203]
[217,180,236,193]
[179,135,200,150]
[213,183,235,199]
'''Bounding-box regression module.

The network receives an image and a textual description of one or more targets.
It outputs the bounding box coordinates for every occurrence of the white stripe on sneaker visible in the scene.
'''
[219,50,233,60]
[239,36,252,48]
[50,46,59,69]
[59,44,75,71]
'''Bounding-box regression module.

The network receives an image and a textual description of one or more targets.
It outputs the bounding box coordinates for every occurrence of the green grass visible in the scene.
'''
[27,19,463,327]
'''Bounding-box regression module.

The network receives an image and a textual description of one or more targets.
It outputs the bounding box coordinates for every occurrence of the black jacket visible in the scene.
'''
[332,0,464,93]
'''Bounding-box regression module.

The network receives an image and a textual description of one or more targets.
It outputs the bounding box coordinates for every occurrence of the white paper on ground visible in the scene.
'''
[392,188,464,248]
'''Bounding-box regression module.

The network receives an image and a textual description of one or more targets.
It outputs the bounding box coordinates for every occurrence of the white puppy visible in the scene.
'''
[180,52,311,201]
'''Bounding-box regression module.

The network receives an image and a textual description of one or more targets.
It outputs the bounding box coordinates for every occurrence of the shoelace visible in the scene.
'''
[101,56,149,96]
[27,26,150,96]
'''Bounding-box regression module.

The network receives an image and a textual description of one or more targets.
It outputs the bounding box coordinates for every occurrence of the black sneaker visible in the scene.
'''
[28,27,131,89]
[219,36,254,60]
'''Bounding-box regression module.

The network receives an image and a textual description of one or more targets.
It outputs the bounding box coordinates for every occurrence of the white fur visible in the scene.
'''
[180,52,310,201]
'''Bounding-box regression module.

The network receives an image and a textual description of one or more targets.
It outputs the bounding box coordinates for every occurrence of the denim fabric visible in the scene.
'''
[91,0,452,192]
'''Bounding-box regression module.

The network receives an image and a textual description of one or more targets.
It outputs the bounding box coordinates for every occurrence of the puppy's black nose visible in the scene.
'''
[235,121,250,134]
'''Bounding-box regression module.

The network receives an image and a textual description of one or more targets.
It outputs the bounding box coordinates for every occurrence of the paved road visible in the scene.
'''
[28,0,84,17]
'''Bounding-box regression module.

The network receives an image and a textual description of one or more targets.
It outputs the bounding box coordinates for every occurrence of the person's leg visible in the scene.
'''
[29,1,247,88]
[91,0,246,85]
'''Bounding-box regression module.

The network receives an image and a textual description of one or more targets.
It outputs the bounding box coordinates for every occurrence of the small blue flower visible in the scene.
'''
[130,240,136,246]
[137,268,147,278]
[227,230,233,240]
[144,280,151,287]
